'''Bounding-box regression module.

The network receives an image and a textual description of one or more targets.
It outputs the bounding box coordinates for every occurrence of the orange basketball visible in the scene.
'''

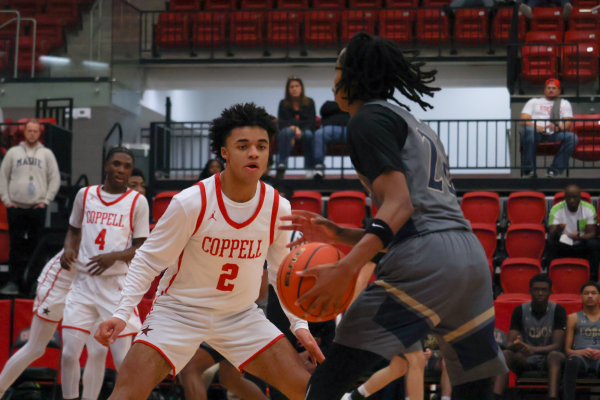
[277,242,357,322]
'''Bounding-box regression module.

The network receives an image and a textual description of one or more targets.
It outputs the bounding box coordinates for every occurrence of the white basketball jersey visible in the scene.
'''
[76,185,143,275]
[155,174,280,312]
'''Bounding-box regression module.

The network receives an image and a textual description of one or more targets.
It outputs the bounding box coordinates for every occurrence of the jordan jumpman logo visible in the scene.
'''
[208,211,217,221]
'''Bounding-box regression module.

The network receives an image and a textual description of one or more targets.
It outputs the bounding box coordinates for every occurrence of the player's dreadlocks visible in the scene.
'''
[336,32,440,111]
[105,146,135,164]
[209,103,277,162]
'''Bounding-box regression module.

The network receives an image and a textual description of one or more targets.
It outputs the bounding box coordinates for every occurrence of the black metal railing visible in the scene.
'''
[146,117,600,184]
[36,98,74,131]
[133,4,519,60]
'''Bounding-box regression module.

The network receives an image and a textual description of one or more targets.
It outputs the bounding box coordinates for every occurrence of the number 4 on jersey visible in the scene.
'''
[417,128,457,196]
[95,229,107,250]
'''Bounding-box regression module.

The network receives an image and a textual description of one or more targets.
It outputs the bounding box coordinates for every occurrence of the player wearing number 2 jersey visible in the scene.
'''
[95,103,323,400]
[60,147,149,400]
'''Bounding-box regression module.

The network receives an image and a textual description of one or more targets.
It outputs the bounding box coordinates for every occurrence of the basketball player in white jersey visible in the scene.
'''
[95,103,324,400]
[60,147,149,400]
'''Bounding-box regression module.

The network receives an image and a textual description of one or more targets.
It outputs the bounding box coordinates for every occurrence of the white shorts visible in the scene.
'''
[134,295,284,376]
[63,272,141,337]
[33,251,76,322]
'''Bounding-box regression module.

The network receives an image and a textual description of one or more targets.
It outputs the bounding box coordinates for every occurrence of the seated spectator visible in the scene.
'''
[276,77,316,179]
[493,274,566,400]
[128,167,146,196]
[548,185,600,280]
[520,79,577,178]
[199,158,224,181]
[563,282,600,400]
[313,100,351,178]
[520,0,572,20]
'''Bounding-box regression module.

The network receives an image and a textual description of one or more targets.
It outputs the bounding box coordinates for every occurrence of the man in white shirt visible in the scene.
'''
[520,78,578,178]
[548,185,600,280]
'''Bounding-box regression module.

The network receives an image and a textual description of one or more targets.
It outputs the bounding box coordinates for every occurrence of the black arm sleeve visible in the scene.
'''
[347,106,409,184]
[554,305,567,330]
[509,305,524,333]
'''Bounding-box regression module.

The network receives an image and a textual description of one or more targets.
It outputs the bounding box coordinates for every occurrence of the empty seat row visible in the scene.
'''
[154,8,524,50]
[168,0,448,11]
[501,257,590,294]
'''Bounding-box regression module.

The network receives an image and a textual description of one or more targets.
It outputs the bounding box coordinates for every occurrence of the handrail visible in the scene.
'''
[0,10,20,78]
[21,17,36,78]
[89,0,102,61]
[101,122,123,182]
[74,174,89,187]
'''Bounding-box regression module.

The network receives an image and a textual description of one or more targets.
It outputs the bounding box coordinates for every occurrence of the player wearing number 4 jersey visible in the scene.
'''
[60,147,149,400]
[95,103,323,400]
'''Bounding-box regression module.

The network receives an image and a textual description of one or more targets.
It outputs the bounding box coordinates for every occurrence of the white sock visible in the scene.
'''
[81,331,108,400]
[110,336,132,370]
[61,329,89,399]
[405,397,410,400]
[0,316,57,392]
[442,397,451,400]
[358,385,370,397]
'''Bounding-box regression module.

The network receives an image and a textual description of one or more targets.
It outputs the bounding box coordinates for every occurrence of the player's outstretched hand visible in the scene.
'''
[280,210,340,248]
[95,317,127,347]
[296,260,354,319]
[296,328,326,367]
[60,250,77,271]
[87,253,119,275]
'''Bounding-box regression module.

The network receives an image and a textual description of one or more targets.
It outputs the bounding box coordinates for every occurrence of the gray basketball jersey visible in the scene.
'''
[365,100,471,243]
[521,301,556,347]
[573,311,600,350]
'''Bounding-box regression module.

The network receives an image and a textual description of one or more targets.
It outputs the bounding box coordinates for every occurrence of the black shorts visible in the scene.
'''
[200,342,226,363]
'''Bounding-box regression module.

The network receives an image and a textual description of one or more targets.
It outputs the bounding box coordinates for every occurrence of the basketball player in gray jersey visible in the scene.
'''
[563,281,600,400]
[493,274,566,400]
[280,32,507,400]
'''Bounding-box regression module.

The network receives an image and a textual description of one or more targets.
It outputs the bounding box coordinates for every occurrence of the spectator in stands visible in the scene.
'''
[313,100,351,178]
[519,0,573,20]
[276,77,316,179]
[563,281,600,400]
[128,167,146,196]
[0,119,60,295]
[199,158,224,181]
[493,274,566,400]
[520,78,577,178]
[548,184,600,280]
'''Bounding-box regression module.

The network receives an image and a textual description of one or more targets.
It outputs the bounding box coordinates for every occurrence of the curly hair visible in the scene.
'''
[209,103,277,162]
[336,32,440,111]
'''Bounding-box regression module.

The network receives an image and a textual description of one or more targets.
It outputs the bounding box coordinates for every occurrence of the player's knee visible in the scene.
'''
[565,356,580,371]
[388,356,408,377]
[219,370,241,390]
[547,351,565,365]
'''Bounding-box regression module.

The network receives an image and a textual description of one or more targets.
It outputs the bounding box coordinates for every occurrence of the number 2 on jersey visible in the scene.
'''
[216,263,239,292]
[95,229,107,250]
[417,129,456,196]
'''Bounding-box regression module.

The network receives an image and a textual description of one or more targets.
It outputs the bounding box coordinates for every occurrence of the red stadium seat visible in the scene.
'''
[562,39,599,83]
[169,0,201,10]
[328,191,366,228]
[553,191,591,205]
[192,12,227,48]
[205,0,237,9]
[471,223,497,260]
[500,258,542,294]
[526,30,563,43]
[531,7,565,33]
[549,258,590,294]
[32,14,67,51]
[0,226,10,264]
[494,293,531,333]
[461,192,500,224]
[241,0,273,9]
[549,294,583,314]
[572,0,600,7]
[507,192,546,224]
[572,114,600,161]
[379,9,415,45]
[455,8,488,45]
[46,0,80,27]
[313,0,346,8]
[422,0,450,5]
[9,0,45,17]
[267,11,303,46]
[230,11,265,47]
[152,191,180,223]
[0,300,10,370]
[17,37,47,74]
[341,10,377,43]
[505,223,546,259]
[156,12,192,49]
[304,10,341,46]
[290,191,322,214]
[564,29,600,46]
[276,0,309,9]
[568,7,600,31]
[349,0,382,7]
[493,8,526,44]
[416,9,449,45]
[385,0,418,5]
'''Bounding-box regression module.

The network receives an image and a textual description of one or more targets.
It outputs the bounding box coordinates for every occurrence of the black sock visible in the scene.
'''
[350,389,366,400]
[305,343,384,400]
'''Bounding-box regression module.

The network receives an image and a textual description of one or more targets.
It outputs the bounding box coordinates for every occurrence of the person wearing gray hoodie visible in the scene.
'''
[0,119,60,294]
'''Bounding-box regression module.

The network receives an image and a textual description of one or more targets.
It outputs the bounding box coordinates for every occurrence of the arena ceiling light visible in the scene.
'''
[39,56,71,65]
[82,60,109,69]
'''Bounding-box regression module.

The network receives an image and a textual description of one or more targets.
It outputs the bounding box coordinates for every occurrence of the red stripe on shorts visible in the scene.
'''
[62,326,91,334]
[133,339,177,376]
[238,334,285,372]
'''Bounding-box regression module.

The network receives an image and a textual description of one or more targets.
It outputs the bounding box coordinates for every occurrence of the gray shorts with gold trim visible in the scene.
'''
[335,230,508,386]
